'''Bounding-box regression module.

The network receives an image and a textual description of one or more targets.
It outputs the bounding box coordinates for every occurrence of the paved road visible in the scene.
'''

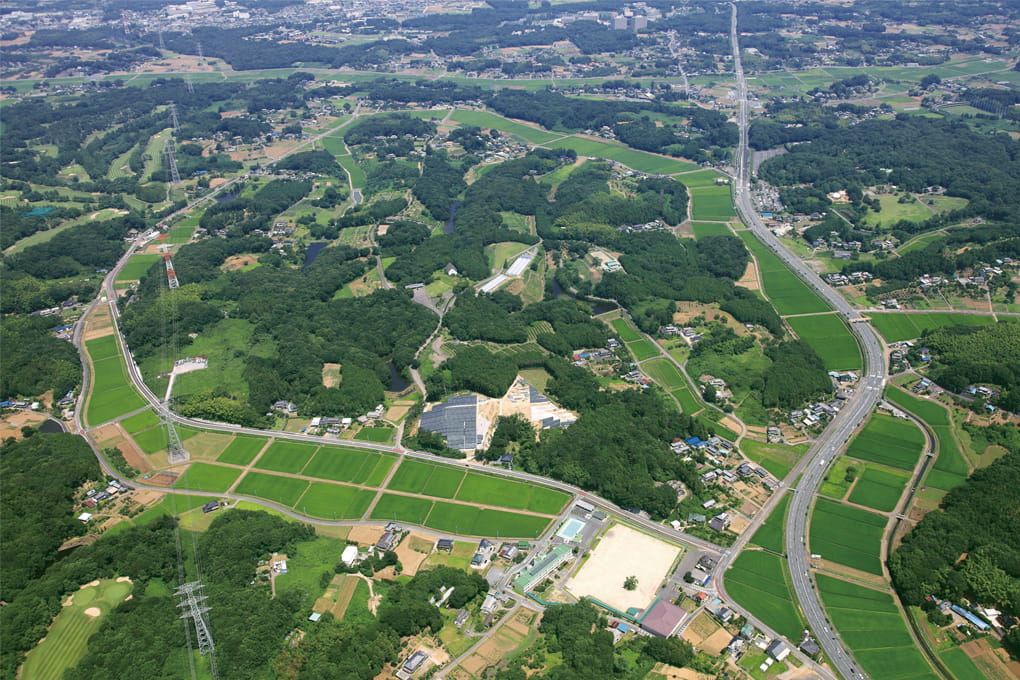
[727,5,884,679]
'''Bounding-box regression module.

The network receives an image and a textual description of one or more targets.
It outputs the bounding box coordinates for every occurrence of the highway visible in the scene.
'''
[727,4,886,679]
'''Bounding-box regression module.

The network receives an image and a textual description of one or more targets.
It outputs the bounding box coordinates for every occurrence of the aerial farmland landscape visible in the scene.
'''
[1,1,1019,679]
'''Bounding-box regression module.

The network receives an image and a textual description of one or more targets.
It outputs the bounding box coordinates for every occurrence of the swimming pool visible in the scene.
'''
[557,517,586,541]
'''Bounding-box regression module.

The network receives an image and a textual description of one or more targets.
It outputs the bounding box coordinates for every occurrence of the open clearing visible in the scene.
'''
[809,499,886,575]
[725,550,804,640]
[21,578,133,680]
[817,574,939,680]
[785,313,862,371]
[867,312,995,343]
[567,524,681,612]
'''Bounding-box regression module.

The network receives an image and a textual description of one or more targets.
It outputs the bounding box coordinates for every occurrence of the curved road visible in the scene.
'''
[728,5,884,679]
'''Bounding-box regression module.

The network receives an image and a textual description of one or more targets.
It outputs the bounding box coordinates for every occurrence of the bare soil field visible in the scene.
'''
[567,524,681,612]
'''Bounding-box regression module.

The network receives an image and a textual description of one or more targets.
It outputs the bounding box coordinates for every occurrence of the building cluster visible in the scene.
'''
[825,271,872,286]
[659,325,703,344]
[82,478,128,511]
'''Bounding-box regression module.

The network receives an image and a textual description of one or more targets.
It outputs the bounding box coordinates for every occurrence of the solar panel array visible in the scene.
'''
[419,394,479,450]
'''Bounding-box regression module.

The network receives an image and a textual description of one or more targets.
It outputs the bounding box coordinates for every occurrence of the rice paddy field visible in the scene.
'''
[115,253,161,283]
[845,414,925,471]
[691,221,733,238]
[748,492,790,553]
[847,465,910,513]
[816,574,939,680]
[642,357,689,391]
[175,462,242,493]
[867,312,995,343]
[785,313,862,371]
[737,231,830,316]
[627,338,660,361]
[725,550,805,640]
[688,185,737,222]
[449,110,562,144]
[883,388,969,490]
[809,499,887,575]
[609,317,642,342]
[84,336,149,426]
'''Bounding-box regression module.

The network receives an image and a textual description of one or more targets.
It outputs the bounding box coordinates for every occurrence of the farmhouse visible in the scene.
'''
[766,639,790,661]
[436,538,454,553]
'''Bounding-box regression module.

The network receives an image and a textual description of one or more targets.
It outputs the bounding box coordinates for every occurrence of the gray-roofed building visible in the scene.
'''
[640,598,686,637]
[419,395,480,450]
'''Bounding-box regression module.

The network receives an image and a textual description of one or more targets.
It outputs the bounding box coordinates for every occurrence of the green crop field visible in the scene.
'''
[867,312,995,343]
[217,436,267,466]
[353,427,393,443]
[678,170,726,187]
[610,317,641,342]
[370,493,434,525]
[749,493,789,553]
[336,154,366,189]
[254,441,318,474]
[388,459,441,494]
[940,647,987,680]
[295,482,375,519]
[691,221,732,238]
[455,474,568,514]
[725,550,804,640]
[235,471,309,507]
[425,501,550,538]
[116,253,161,282]
[303,446,394,486]
[846,414,925,470]
[643,358,688,391]
[130,424,198,455]
[547,136,695,174]
[85,335,120,361]
[817,574,939,680]
[786,314,862,371]
[848,466,910,512]
[627,339,660,361]
[166,225,194,244]
[175,463,242,493]
[21,578,134,680]
[672,387,703,415]
[884,388,969,487]
[689,186,737,221]
[120,408,161,434]
[422,466,466,499]
[810,499,886,575]
[450,110,561,144]
[84,337,149,426]
[737,232,830,316]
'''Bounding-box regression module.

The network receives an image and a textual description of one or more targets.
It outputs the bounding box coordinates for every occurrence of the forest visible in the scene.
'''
[889,450,1020,638]
[924,322,1020,411]
[0,315,82,399]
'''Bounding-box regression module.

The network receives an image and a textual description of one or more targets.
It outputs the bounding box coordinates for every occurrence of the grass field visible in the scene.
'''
[864,194,938,228]
[175,462,242,493]
[749,492,789,553]
[548,136,696,174]
[867,312,995,343]
[235,471,309,507]
[303,446,395,486]
[725,550,805,640]
[254,440,318,474]
[115,253,161,282]
[21,578,134,680]
[846,414,925,470]
[737,232,830,316]
[610,317,641,342]
[940,647,987,680]
[370,493,434,525]
[643,358,688,391]
[354,426,393,443]
[816,574,939,680]
[847,465,910,512]
[740,440,805,479]
[678,170,726,187]
[217,436,267,466]
[691,221,732,238]
[810,499,886,575]
[295,482,375,520]
[786,313,862,371]
[166,225,194,244]
[884,388,969,488]
[689,185,737,222]
[84,342,149,427]
[628,338,660,361]
[455,474,568,514]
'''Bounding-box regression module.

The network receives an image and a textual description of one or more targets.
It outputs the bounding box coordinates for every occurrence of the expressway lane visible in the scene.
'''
[727,4,886,679]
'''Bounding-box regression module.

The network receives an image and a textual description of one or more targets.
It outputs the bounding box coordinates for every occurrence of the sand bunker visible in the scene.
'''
[84,607,101,618]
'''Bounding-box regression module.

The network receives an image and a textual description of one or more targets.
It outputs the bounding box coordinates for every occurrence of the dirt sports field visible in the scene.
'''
[566,524,681,612]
